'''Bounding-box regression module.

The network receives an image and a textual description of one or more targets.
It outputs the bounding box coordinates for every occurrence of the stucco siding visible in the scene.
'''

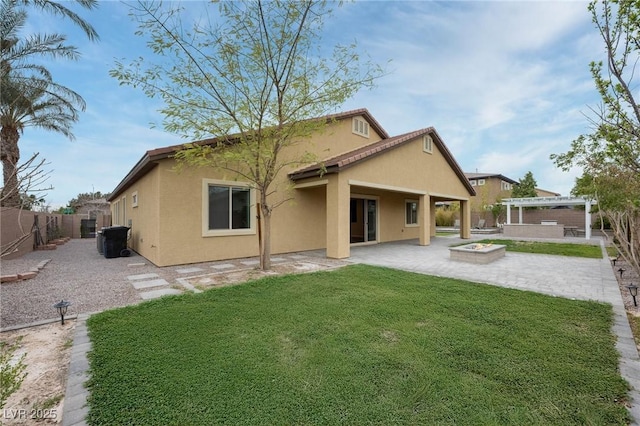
[283,115,384,171]
[108,113,473,266]
[115,165,162,265]
[270,185,327,253]
[341,136,470,200]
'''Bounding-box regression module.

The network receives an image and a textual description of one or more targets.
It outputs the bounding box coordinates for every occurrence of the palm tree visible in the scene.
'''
[0,0,96,206]
[20,0,98,41]
[1,75,84,206]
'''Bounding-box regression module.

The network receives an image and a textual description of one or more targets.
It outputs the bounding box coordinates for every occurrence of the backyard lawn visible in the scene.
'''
[469,239,603,258]
[86,265,628,425]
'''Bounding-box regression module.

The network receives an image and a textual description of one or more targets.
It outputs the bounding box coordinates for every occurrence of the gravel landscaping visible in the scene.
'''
[0,239,348,329]
[1,239,147,329]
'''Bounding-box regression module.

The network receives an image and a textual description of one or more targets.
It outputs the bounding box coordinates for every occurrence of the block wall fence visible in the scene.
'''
[1,207,111,259]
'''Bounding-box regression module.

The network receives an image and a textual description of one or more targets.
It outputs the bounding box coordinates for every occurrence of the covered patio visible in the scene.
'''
[502,196,595,239]
[294,175,473,259]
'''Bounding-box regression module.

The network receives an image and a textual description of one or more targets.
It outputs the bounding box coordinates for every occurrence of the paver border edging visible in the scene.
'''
[62,313,92,426]
[1,259,52,283]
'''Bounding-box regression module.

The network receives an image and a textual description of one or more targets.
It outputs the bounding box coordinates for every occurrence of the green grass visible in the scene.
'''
[466,239,603,258]
[86,265,628,425]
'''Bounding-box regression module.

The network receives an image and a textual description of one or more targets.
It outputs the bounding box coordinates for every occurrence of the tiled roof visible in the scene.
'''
[108,109,388,200]
[464,172,518,184]
[290,128,430,178]
[289,128,475,196]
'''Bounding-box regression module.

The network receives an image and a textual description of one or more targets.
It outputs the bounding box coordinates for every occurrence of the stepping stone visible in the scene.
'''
[139,288,182,300]
[132,279,169,290]
[127,273,159,281]
[289,255,308,260]
[176,267,204,274]
[241,260,260,266]
[128,263,146,267]
[211,263,235,270]
[271,257,286,263]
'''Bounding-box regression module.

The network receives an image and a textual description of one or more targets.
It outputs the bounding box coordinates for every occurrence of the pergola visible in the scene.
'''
[502,196,595,239]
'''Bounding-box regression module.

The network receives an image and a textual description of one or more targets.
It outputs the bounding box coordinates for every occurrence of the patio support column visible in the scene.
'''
[518,206,523,224]
[460,199,471,239]
[418,194,431,246]
[506,202,512,224]
[326,174,350,259]
[430,198,437,237]
[585,199,592,239]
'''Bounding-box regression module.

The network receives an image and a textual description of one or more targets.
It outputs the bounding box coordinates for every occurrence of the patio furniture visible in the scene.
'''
[564,226,578,236]
[474,219,485,229]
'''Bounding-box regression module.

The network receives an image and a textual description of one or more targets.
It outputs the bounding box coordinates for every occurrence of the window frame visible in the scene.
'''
[132,191,138,208]
[478,179,486,186]
[405,199,419,227]
[202,179,256,237]
[470,180,477,186]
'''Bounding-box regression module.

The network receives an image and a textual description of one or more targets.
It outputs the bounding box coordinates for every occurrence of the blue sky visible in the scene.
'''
[18,0,601,208]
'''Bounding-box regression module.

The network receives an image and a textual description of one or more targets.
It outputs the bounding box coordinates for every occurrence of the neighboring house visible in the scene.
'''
[107,109,475,267]
[74,198,111,219]
[464,172,517,213]
[535,188,561,197]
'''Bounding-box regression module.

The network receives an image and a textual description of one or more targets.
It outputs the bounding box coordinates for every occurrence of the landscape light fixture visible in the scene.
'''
[619,267,626,279]
[53,300,71,325]
[627,284,638,307]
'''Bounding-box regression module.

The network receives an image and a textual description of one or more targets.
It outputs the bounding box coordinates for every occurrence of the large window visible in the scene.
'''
[405,200,418,226]
[202,179,255,236]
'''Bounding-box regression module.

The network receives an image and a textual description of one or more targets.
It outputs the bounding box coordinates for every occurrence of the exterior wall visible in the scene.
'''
[506,207,597,228]
[61,214,110,239]
[341,136,470,200]
[469,177,511,214]
[0,209,106,259]
[271,185,327,254]
[110,166,162,265]
[109,118,472,266]
[536,188,561,197]
[503,224,565,238]
[285,115,385,166]
[347,186,420,243]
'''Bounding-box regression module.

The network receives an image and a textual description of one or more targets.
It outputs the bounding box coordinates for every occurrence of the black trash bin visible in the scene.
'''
[102,226,129,259]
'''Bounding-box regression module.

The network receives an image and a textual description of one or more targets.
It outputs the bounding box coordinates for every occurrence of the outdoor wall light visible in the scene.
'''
[53,300,72,325]
[619,267,626,279]
[627,284,638,307]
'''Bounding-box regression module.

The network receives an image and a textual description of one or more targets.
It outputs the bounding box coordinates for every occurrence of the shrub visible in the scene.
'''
[0,337,28,409]
[435,208,457,226]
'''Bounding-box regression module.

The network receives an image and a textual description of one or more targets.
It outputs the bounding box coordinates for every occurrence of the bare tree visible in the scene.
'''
[1,152,53,257]
[111,0,385,269]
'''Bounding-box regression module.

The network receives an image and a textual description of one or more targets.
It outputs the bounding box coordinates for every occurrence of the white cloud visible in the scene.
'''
[9,1,605,207]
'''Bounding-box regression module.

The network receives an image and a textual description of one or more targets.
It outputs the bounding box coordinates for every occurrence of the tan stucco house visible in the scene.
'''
[464,172,517,213]
[108,109,475,267]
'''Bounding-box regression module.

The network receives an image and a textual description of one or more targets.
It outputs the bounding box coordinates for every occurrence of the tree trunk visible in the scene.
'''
[260,199,272,271]
[1,125,21,208]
